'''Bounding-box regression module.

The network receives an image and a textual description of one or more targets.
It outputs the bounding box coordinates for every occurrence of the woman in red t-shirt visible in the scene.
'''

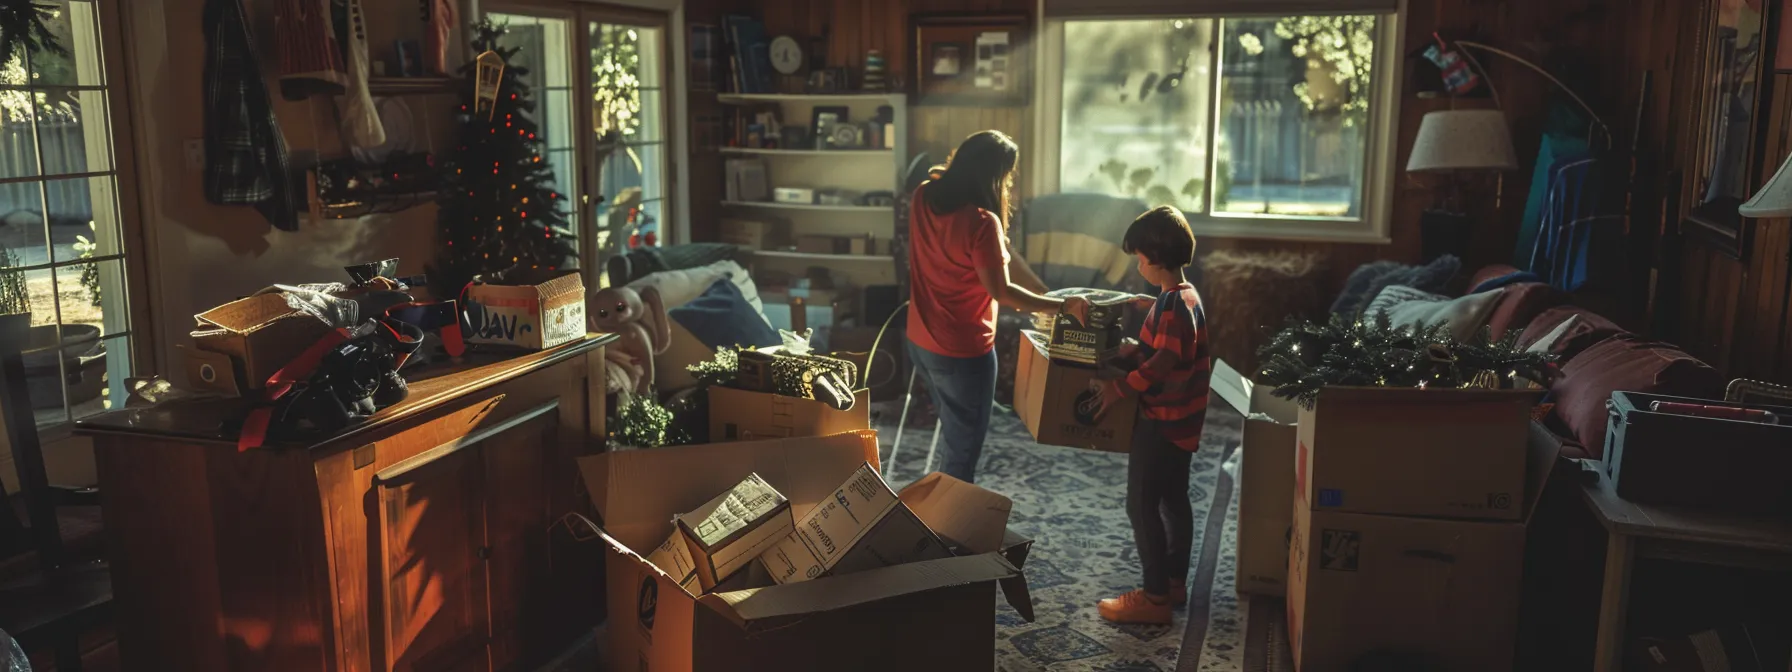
[907,131,1089,483]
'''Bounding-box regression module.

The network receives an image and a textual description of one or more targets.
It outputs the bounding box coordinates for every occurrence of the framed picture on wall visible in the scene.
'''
[1685,0,1778,259]
[911,13,1029,107]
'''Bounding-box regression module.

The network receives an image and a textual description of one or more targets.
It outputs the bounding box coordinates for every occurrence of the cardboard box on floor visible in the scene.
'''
[1212,359,1300,596]
[579,430,1035,671]
[708,385,871,442]
[464,271,587,350]
[1297,386,1540,521]
[1014,329,1136,452]
[1285,421,1562,672]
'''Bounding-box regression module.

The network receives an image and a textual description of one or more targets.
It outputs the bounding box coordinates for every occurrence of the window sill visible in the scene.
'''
[1185,219,1391,246]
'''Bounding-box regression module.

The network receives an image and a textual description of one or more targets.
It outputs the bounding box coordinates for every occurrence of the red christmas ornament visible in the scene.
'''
[645,232,657,246]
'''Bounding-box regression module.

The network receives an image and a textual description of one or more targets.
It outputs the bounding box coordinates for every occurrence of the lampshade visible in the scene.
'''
[1406,110,1520,173]
[1741,153,1792,218]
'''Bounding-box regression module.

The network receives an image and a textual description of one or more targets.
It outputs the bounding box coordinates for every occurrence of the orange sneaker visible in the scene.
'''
[1098,589,1173,625]
[1170,580,1188,608]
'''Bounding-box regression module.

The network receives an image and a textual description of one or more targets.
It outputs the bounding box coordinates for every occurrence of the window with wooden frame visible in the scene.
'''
[1033,0,1404,243]
[0,0,149,429]
[486,3,676,281]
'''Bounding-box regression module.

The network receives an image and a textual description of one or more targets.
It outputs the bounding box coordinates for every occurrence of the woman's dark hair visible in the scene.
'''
[1122,206,1196,268]
[922,130,1020,227]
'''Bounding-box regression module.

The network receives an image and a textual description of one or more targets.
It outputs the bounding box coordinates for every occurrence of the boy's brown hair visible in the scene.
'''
[1122,206,1196,268]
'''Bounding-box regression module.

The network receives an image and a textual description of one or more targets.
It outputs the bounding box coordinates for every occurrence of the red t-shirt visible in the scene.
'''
[906,184,1010,358]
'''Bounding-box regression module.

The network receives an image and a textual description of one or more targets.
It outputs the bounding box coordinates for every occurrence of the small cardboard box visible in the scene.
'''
[581,430,1033,671]
[190,293,335,392]
[719,218,777,249]
[709,386,871,442]
[676,474,794,592]
[464,271,587,350]
[1014,330,1136,452]
[1212,359,1300,596]
[1296,386,1539,520]
[1285,422,1560,672]
[759,463,953,584]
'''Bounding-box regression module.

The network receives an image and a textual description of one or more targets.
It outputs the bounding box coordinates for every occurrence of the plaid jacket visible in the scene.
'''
[204,0,300,231]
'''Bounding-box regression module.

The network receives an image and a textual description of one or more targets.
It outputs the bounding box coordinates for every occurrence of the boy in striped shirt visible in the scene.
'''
[1094,206,1213,625]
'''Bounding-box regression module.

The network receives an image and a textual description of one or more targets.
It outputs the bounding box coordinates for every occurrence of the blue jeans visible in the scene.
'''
[906,342,997,483]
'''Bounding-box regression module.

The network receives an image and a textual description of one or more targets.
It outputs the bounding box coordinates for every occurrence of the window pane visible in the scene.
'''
[547,148,576,194]
[598,146,645,201]
[56,257,123,336]
[36,88,112,176]
[21,1,105,88]
[1059,18,1216,212]
[1214,16,1375,219]
[590,22,648,140]
[635,86,663,144]
[46,175,119,263]
[0,187,50,261]
[596,198,662,251]
[0,72,43,180]
[545,89,573,150]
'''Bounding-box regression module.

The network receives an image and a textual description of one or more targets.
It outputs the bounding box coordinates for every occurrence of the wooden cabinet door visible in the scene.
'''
[478,401,565,671]
[374,443,490,672]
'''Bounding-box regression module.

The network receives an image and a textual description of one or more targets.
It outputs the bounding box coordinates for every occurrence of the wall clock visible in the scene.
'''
[770,35,804,75]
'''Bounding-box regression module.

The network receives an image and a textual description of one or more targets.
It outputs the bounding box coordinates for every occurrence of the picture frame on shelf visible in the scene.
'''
[810,105,850,149]
[911,13,1028,107]
[1684,0,1775,260]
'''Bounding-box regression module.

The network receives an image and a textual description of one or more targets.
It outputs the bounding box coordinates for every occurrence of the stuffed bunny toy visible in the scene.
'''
[588,285,671,395]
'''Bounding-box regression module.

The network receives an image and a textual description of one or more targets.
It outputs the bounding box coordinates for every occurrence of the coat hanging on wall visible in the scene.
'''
[337,0,386,149]
[203,0,301,231]
[272,0,348,100]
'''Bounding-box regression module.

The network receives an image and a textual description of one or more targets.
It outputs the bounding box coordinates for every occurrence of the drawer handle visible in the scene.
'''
[374,400,559,483]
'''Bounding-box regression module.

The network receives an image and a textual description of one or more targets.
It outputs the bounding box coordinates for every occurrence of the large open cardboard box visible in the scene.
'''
[708,386,871,442]
[1014,330,1136,452]
[1212,359,1300,596]
[1285,421,1561,671]
[1297,386,1539,520]
[579,431,1034,671]
[189,293,335,393]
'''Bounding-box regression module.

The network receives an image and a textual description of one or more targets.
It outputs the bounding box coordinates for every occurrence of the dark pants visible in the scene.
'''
[906,341,997,483]
[1128,417,1195,596]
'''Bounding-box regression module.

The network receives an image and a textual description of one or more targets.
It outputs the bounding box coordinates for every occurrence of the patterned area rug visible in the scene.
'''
[870,399,1291,672]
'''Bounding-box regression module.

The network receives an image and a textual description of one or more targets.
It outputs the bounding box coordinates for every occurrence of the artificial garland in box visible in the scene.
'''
[1254,311,1558,410]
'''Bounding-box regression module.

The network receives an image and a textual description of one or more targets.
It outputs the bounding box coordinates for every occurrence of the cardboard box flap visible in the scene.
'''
[193,293,318,334]
[897,472,1012,555]
[1213,359,1298,424]
[696,553,1020,629]
[577,431,879,553]
[997,530,1036,623]
[537,272,586,306]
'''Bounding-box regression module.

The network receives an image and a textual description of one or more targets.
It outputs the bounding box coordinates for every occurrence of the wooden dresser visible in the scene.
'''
[76,334,616,672]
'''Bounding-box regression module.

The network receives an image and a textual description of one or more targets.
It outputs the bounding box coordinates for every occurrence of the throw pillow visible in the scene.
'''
[1483,283,1568,339]
[1363,285,1503,341]
[668,278,782,351]
[1330,255,1462,316]
[629,259,767,323]
[1524,315,1580,354]
[1519,306,1624,361]
[1550,334,1725,458]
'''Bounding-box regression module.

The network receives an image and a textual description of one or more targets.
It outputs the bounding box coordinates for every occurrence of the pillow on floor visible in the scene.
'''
[1362,285,1503,341]
[668,278,781,351]
[1550,334,1724,458]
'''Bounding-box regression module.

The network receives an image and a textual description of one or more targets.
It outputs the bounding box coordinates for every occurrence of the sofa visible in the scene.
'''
[1346,263,1726,459]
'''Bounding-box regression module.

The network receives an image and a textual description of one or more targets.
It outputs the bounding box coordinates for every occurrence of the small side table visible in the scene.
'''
[1580,468,1792,671]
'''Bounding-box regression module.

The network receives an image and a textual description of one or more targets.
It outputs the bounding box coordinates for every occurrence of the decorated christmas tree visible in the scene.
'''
[428,20,576,299]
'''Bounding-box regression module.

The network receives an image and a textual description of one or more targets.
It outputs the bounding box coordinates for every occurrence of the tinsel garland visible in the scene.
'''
[0,0,67,65]
[1254,310,1558,410]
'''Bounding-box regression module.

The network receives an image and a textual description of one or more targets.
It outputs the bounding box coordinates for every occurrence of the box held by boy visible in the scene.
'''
[759,463,953,584]
[1285,420,1561,672]
[463,270,586,350]
[1297,386,1539,521]
[579,430,1033,671]
[1212,359,1300,596]
[676,473,793,592]
[1014,329,1136,452]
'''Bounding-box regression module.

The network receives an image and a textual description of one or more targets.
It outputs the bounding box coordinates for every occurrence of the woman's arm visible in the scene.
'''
[976,263,1064,314]
[1008,253,1049,294]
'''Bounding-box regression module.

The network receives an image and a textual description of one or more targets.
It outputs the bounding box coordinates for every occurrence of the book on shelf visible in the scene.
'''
[722,14,773,94]
[724,158,769,202]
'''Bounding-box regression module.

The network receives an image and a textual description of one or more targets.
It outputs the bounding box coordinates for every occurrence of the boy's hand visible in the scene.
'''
[1060,296,1092,326]
[1094,380,1127,418]
[1117,338,1141,360]
[1130,294,1157,311]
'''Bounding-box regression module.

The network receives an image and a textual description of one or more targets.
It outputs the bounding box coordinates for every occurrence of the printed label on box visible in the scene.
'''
[1319,529,1359,571]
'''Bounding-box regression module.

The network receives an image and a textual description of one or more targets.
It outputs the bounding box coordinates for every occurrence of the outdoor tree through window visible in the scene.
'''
[1055,13,1385,232]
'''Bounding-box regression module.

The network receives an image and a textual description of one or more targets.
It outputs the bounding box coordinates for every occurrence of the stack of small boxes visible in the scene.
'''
[1284,386,1551,671]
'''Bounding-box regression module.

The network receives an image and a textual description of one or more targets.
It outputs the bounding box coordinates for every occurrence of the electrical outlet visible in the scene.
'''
[183,139,205,171]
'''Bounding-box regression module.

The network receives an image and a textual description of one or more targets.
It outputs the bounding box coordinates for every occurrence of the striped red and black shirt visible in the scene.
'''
[1123,283,1211,451]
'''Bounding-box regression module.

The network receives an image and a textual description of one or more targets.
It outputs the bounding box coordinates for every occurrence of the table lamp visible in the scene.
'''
[1741,153,1792,218]
[1406,109,1520,262]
